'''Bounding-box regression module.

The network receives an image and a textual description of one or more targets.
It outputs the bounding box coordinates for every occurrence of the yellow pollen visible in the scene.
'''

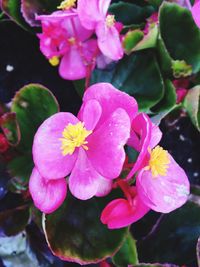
[68,37,76,45]
[60,122,92,156]
[106,15,115,28]
[146,146,170,177]
[49,56,60,66]
[57,0,76,10]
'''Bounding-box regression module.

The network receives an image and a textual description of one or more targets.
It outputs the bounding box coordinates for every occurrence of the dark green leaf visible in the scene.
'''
[21,0,62,26]
[11,83,59,152]
[43,191,128,264]
[183,85,200,131]
[152,79,177,113]
[0,0,29,30]
[159,2,200,73]
[0,205,30,236]
[0,112,20,146]
[109,2,154,25]
[112,232,138,266]
[91,51,164,111]
[137,197,200,266]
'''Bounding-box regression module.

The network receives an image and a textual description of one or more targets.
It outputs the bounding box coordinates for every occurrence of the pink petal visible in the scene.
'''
[87,108,130,179]
[192,0,200,28]
[77,0,104,30]
[101,196,149,229]
[136,154,190,213]
[82,82,138,128]
[149,123,162,149]
[36,10,76,21]
[80,99,102,131]
[59,46,87,80]
[98,0,112,17]
[127,113,152,179]
[95,177,112,197]
[29,168,67,214]
[96,21,124,60]
[69,148,107,200]
[61,14,93,41]
[33,112,79,179]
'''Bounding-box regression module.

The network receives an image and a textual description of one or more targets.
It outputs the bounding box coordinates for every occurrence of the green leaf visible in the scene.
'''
[123,30,144,54]
[21,0,62,26]
[156,35,173,77]
[137,197,200,266]
[91,51,164,111]
[8,84,59,190]
[109,2,154,25]
[159,2,200,73]
[11,83,59,152]
[0,0,29,30]
[172,60,192,78]
[0,112,20,146]
[183,85,200,131]
[112,233,139,266]
[0,205,30,236]
[43,191,128,265]
[152,79,177,113]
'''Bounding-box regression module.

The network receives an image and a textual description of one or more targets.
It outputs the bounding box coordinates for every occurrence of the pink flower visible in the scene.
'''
[101,182,149,229]
[37,11,98,80]
[132,123,190,213]
[77,0,124,60]
[192,0,200,28]
[30,83,138,213]
[173,79,189,103]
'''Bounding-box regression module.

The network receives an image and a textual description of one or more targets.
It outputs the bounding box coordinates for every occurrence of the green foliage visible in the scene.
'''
[43,191,128,264]
[183,86,200,131]
[8,84,59,190]
[112,233,139,266]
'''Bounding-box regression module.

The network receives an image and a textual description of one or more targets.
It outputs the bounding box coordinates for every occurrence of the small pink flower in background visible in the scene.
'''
[173,79,189,103]
[192,0,200,28]
[29,83,139,213]
[77,0,124,60]
[37,10,98,80]
[101,181,149,229]
[143,12,158,35]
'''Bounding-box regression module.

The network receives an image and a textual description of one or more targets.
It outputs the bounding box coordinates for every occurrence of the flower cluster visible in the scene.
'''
[29,82,189,229]
[37,0,123,80]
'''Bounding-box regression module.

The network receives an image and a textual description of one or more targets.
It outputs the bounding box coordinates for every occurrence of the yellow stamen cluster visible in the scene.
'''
[57,0,76,10]
[49,56,60,66]
[68,37,76,45]
[60,122,92,156]
[106,15,115,28]
[146,146,170,177]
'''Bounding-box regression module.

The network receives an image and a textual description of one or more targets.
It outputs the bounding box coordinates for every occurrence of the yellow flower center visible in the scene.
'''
[146,146,170,177]
[106,15,115,28]
[49,56,60,66]
[68,37,76,45]
[57,0,76,10]
[60,122,92,156]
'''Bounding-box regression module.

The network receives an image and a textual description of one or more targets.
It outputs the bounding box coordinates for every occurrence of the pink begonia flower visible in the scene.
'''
[77,0,124,60]
[143,12,158,35]
[29,168,67,213]
[101,182,149,229]
[37,10,98,80]
[30,83,138,213]
[192,0,200,28]
[173,79,189,103]
[134,126,190,213]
